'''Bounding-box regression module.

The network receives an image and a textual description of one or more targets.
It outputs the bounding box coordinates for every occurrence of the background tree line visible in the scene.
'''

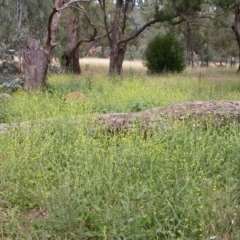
[0,0,239,91]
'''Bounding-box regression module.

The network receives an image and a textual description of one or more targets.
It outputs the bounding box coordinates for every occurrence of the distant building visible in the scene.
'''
[88,42,102,56]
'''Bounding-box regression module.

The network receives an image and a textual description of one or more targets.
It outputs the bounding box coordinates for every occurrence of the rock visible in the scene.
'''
[0,93,11,100]
[2,100,240,135]
[0,60,23,92]
[65,91,86,101]
[0,75,24,92]
[0,61,19,75]
[49,65,63,74]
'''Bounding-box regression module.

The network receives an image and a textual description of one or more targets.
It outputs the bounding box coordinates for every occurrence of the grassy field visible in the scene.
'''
[0,64,240,239]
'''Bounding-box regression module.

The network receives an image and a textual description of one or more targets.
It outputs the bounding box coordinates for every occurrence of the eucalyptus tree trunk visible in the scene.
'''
[62,46,81,74]
[186,20,194,68]
[22,0,87,91]
[99,0,183,76]
[61,5,97,74]
[23,39,49,91]
[231,4,240,73]
[62,14,81,74]
[22,1,65,91]
[108,0,124,75]
[109,42,126,75]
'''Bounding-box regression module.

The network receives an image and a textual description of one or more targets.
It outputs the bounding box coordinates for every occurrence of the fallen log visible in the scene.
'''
[1,100,240,135]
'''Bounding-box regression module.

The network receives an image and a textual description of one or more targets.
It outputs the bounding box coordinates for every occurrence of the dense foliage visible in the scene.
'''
[144,33,186,74]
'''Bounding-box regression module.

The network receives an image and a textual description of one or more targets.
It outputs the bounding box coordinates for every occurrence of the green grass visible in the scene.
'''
[0,68,240,239]
[1,68,240,123]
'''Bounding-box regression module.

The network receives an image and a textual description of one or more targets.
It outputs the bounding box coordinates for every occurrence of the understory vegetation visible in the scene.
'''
[0,67,240,239]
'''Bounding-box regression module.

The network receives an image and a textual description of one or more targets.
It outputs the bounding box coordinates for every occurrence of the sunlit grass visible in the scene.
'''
[0,67,240,239]
[80,57,146,76]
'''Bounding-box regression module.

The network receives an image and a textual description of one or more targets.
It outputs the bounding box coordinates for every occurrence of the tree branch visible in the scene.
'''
[45,0,93,52]
[119,18,160,44]
[121,0,129,34]
[73,3,97,43]
[45,8,58,49]
[99,0,112,44]
[170,16,185,25]
[55,0,90,11]
[119,13,183,45]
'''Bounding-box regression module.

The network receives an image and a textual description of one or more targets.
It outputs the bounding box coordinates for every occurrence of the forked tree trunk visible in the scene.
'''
[61,6,98,74]
[23,39,49,91]
[100,0,165,76]
[62,14,81,74]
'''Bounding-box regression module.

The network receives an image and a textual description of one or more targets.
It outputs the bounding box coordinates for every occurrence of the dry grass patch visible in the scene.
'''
[80,58,146,76]
[65,91,87,102]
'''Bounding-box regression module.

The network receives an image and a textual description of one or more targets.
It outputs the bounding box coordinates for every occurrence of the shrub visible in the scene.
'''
[144,33,186,74]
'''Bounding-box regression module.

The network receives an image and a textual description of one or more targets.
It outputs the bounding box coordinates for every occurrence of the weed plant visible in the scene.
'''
[0,68,240,239]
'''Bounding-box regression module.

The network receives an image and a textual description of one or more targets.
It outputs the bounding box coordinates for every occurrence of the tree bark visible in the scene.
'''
[62,14,81,74]
[231,4,240,73]
[22,39,49,91]
[62,46,81,74]
[22,1,63,91]
[109,42,126,75]
[186,20,194,68]
[99,0,183,76]
[61,4,98,74]
[108,0,124,75]
[22,0,86,91]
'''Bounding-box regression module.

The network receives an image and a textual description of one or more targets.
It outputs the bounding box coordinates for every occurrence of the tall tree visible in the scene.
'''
[98,0,205,75]
[61,3,97,74]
